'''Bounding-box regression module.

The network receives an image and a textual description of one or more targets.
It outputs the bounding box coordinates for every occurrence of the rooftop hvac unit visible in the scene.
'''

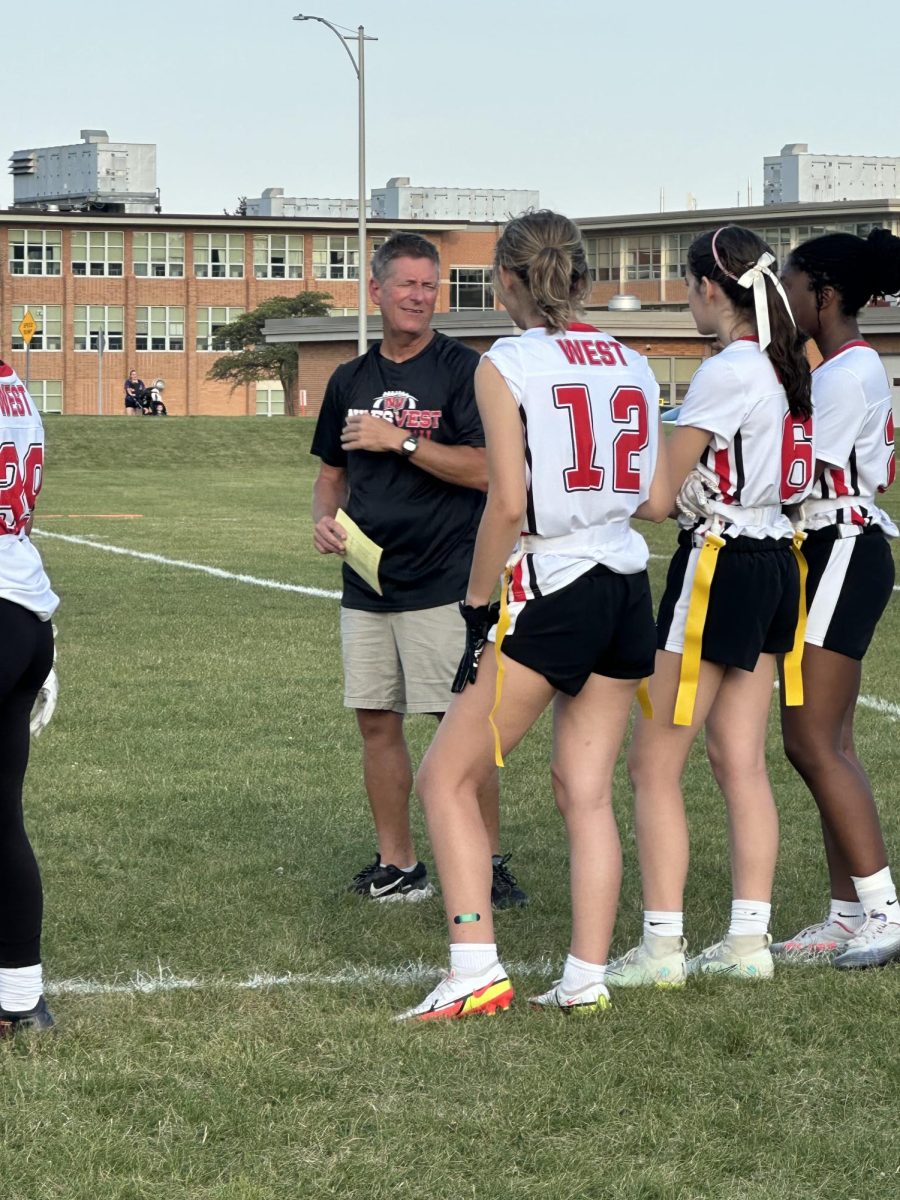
[608,295,641,311]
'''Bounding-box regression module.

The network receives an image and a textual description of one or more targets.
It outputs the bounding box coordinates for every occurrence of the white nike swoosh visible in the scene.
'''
[370,880,402,898]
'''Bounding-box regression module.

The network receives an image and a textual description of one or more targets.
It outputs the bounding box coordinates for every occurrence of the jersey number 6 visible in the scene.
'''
[780,413,814,502]
[553,384,649,494]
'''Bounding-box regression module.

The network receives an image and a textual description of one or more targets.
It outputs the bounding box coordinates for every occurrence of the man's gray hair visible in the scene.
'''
[371,231,440,283]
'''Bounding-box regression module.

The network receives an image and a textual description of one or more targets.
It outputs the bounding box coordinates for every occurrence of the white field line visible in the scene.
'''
[46,960,554,998]
[857,694,900,722]
[34,529,342,601]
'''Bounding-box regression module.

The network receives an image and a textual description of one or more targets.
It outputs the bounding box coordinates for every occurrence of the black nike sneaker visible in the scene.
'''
[348,854,435,903]
[491,852,529,909]
[0,994,55,1037]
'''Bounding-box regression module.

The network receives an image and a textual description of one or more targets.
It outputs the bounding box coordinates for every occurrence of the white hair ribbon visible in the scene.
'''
[735,251,795,351]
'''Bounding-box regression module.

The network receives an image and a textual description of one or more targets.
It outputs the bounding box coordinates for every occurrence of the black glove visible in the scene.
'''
[451,601,500,693]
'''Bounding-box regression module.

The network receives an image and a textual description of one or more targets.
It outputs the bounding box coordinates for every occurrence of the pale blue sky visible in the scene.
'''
[4,0,898,218]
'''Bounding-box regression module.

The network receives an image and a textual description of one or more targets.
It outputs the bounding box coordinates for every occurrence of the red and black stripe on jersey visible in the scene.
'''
[702,431,745,504]
[518,405,538,535]
[509,554,543,603]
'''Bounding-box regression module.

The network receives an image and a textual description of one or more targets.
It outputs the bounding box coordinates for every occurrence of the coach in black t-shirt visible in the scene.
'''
[311,231,527,908]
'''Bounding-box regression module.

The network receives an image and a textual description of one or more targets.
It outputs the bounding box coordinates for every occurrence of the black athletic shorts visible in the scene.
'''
[804,524,895,660]
[657,530,800,672]
[499,563,656,695]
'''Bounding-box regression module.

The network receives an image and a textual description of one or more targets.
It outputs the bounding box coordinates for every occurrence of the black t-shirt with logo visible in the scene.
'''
[311,332,485,611]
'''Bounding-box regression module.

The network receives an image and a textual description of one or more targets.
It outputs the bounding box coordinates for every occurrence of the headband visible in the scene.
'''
[710,226,795,351]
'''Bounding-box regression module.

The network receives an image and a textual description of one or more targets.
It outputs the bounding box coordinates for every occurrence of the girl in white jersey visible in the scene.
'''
[774,230,900,969]
[606,226,814,988]
[0,361,59,1035]
[395,211,670,1022]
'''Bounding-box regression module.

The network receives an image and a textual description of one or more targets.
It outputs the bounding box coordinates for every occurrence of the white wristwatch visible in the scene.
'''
[400,435,418,457]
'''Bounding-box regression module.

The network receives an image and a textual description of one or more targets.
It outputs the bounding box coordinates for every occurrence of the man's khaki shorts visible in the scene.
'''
[340,602,465,714]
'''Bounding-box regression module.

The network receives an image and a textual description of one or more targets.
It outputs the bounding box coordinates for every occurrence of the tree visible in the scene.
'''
[207,292,332,416]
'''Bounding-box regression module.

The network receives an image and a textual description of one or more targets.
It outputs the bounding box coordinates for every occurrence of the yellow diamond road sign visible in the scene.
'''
[18,311,37,344]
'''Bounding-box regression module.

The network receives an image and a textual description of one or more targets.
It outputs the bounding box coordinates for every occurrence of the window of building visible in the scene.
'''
[584,235,619,282]
[11,305,62,352]
[648,356,703,406]
[27,380,63,414]
[135,306,185,351]
[194,233,244,278]
[664,233,694,280]
[74,305,124,351]
[72,230,124,276]
[329,307,359,317]
[196,307,244,351]
[256,381,285,416]
[450,267,494,310]
[253,234,303,279]
[8,229,62,276]
[624,235,661,281]
[313,235,359,280]
[133,232,185,277]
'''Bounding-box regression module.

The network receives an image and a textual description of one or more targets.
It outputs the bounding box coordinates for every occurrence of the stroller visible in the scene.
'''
[137,379,167,416]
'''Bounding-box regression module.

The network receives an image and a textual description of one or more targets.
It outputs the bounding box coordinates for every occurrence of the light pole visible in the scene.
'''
[293,14,377,356]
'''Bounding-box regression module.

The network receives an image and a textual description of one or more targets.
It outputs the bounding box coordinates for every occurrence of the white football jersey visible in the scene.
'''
[804,341,897,536]
[0,362,58,619]
[483,323,660,598]
[676,337,815,539]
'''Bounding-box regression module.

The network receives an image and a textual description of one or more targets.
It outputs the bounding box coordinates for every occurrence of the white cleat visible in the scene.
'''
[771,917,858,961]
[528,980,611,1013]
[686,933,774,980]
[393,965,514,1023]
[605,934,687,988]
[833,911,900,970]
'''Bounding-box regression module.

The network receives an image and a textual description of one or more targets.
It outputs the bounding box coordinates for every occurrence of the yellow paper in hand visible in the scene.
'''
[335,508,383,596]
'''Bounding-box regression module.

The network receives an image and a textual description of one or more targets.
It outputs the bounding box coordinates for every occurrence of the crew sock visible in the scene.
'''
[727,900,771,938]
[450,942,499,977]
[852,866,898,918]
[829,897,865,930]
[560,954,606,995]
[0,964,43,1012]
[643,910,684,940]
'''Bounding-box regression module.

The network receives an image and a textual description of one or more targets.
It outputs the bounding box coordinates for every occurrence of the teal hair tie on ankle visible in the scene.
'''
[453,913,481,924]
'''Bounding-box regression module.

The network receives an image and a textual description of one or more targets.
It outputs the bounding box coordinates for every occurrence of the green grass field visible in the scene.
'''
[2,416,899,1200]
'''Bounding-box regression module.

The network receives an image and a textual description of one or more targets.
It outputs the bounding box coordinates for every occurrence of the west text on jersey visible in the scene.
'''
[557,338,628,368]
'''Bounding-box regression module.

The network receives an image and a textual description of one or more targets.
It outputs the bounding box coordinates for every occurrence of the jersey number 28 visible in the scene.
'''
[553,384,649,493]
[0,442,43,535]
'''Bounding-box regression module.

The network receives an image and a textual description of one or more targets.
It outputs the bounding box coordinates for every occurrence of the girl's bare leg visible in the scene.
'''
[551,674,639,964]
[416,651,555,946]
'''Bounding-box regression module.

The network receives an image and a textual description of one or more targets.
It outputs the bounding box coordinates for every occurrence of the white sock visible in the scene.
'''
[728,900,771,937]
[852,866,898,918]
[0,964,43,1012]
[829,898,865,930]
[399,863,418,874]
[643,910,683,939]
[450,942,498,977]
[560,953,606,994]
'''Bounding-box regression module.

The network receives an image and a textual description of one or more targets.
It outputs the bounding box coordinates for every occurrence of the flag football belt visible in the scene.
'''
[489,566,514,767]
[672,528,808,727]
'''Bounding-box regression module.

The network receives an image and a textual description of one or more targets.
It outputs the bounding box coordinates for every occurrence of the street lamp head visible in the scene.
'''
[292,13,309,20]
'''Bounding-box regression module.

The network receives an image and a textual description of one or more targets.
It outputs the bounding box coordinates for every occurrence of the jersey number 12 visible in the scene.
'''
[553,384,649,494]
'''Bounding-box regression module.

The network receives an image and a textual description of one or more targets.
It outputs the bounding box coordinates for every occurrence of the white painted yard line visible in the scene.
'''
[46,960,555,998]
[33,529,342,601]
[857,694,900,722]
